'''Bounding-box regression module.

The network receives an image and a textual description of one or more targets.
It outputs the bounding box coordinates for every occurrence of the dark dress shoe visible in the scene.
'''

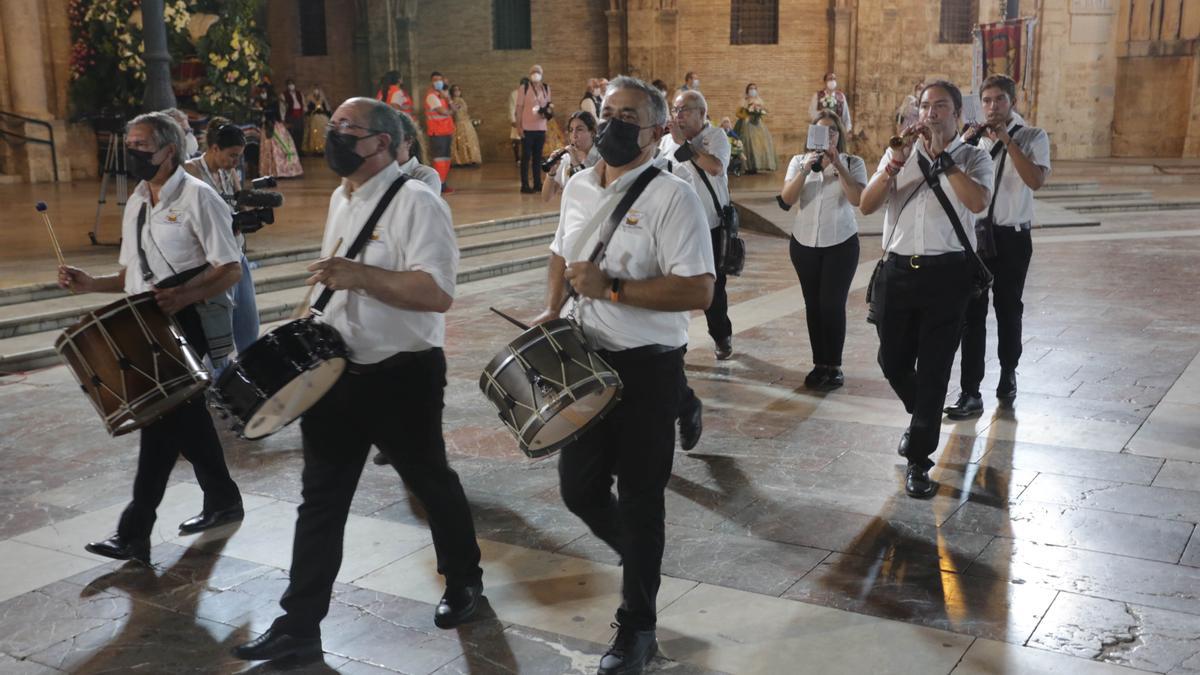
[678,396,703,452]
[520,185,535,194]
[232,626,322,662]
[819,367,844,390]
[598,623,657,675]
[897,428,911,457]
[714,337,733,361]
[434,583,483,628]
[85,535,150,565]
[372,451,391,466]
[997,369,1017,399]
[944,392,984,420]
[803,366,827,389]
[905,463,937,499]
[178,504,244,534]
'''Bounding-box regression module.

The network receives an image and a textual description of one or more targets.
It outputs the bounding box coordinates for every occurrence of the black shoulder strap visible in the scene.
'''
[916,153,992,283]
[985,124,1022,221]
[136,204,153,281]
[560,166,661,311]
[690,159,724,215]
[312,174,411,313]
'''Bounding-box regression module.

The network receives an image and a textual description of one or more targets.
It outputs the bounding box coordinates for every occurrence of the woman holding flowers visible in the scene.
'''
[734,82,777,173]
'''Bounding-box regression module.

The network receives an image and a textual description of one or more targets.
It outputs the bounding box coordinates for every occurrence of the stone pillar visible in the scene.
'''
[605,1,627,76]
[0,0,51,118]
[828,0,856,103]
[141,0,177,111]
[1185,49,1200,158]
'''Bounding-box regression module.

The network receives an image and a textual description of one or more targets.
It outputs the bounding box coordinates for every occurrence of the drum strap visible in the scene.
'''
[312,174,411,314]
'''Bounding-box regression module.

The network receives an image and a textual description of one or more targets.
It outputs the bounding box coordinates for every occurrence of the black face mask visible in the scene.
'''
[594,118,651,168]
[324,130,378,177]
[127,148,164,181]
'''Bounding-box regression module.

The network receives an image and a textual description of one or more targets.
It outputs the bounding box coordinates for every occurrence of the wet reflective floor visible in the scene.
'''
[1,164,1198,673]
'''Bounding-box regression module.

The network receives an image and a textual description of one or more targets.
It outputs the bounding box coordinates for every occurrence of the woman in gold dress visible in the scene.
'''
[302,85,331,155]
[448,84,482,166]
[734,82,777,173]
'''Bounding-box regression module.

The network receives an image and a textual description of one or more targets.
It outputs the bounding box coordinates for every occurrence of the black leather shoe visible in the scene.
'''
[714,337,733,361]
[232,626,322,662]
[520,185,535,194]
[905,463,937,499]
[678,397,703,452]
[819,367,844,390]
[434,583,483,628]
[372,451,391,466]
[803,366,827,389]
[944,392,984,420]
[85,535,150,565]
[896,428,911,457]
[178,504,244,534]
[598,623,657,675]
[997,369,1017,399]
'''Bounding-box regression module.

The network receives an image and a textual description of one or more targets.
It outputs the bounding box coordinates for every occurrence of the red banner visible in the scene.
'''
[980,19,1025,83]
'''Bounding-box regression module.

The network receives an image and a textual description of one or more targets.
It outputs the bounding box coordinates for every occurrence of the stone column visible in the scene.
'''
[828,0,856,104]
[605,2,627,77]
[0,0,51,118]
[141,0,177,111]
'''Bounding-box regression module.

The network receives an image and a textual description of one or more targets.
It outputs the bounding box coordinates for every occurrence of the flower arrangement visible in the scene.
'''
[739,102,768,123]
[729,135,745,157]
[68,0,269,118]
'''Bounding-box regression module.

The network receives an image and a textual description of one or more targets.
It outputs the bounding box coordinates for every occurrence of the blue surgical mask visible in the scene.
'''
[433,81,445,91]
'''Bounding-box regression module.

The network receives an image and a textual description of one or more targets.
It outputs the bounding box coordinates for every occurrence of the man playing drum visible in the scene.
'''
[233,98,483,664]
[58,111,245,564]
[532,76,715,675]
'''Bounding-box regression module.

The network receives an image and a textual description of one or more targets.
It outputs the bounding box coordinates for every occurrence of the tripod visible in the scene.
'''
[90,132,127,246]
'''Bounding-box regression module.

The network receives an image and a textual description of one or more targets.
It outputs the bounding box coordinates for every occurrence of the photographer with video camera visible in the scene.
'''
[184,121,281,365]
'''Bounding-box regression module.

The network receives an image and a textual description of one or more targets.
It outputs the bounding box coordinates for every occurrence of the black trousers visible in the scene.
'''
[706,227,732,342]
[117,305,240,540]
[958,226,1033,394]
[874,255,973,470]
[558,347,683,631]
[520,130,546,189]
[276,349,482,637]
[789,235,860,367]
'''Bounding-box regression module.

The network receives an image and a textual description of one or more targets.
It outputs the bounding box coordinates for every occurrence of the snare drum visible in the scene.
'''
[480,318,622,458]
[55,292,210,436]
[212,318,347,439]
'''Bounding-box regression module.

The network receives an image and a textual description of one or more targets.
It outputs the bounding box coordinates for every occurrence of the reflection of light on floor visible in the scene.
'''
[937,528,966,626]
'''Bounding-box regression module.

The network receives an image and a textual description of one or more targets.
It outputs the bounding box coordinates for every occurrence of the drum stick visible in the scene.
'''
[292,236,343,319]
[489,307,530,331]
[37,202,72,294]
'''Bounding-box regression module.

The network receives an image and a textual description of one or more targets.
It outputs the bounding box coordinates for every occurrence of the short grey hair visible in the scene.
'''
[676,89,708,118]
[605,75,668,127]
[396,110,423,163]
[128,111,186,169]
[348,97,403,159]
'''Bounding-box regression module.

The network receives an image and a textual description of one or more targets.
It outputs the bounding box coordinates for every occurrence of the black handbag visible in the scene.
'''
[975,125,1022,260]
[692,160,745,276]
[916,154,993,299]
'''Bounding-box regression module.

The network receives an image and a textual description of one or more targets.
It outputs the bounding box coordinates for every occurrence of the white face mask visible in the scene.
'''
[748,89,758,98]
[826,80,838,91]
[531,73,543,83]
[287,84,296,91]
[691,79,700,88]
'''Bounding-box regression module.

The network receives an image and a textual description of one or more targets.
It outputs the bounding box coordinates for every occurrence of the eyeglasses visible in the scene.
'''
[325,121,381,135]
[671,106,700,116]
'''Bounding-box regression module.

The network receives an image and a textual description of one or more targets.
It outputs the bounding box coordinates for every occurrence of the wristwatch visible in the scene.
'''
[609,277,621,303]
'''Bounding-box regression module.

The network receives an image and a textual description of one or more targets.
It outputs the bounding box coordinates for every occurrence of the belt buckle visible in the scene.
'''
[909,255,921,270]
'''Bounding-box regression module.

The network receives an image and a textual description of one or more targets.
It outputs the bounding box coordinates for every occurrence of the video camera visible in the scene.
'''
[230,175,283,234]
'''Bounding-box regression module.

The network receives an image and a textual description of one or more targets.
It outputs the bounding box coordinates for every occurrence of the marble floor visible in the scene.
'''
[0,163,1199,674]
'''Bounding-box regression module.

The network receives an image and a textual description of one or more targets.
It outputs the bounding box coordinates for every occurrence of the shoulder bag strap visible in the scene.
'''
[984,124,1022,221]
[311,174,410,313]
[136,204,154,282]
[916,153,991,281]
[690,159,724,215]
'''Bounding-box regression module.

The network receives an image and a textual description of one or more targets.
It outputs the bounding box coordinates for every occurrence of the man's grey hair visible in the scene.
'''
[676,89,708,118]
[128,111,186,169]
[347,97,404,159]
[605,75,668,127]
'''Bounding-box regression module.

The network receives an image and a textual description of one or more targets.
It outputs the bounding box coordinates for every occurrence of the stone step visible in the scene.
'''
[1048,199,1200,214]
[1040,181,1101,192]
[1037,189,1155,202]
[0,244,552,373]
[0,217,556,309]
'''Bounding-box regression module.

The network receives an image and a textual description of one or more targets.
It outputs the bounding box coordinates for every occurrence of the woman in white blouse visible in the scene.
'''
[541,111,599,202]
[779,110,866,390]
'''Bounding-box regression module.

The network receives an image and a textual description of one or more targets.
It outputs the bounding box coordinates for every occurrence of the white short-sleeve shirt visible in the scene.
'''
[873,139,994,256]
[784,153,867,247]
[549,158,716,351]
[315,162,459,363]
[976,112,1051,227]
[398,156,442,194]
[657,124,731,230]
[118,166,241,295]
[554,146,601,187]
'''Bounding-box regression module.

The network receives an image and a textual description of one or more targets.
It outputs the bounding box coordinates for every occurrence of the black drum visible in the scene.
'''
[213,318,348,439]
[480,318,622,458]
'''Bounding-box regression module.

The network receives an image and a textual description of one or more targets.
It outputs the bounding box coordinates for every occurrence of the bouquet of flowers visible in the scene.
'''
[742,102,767,123]
[820,93,840,112]
[728,135,744,157]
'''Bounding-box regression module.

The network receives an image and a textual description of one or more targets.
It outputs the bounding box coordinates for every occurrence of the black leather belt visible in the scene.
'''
[886,251,967,270]
[600,344,680,359]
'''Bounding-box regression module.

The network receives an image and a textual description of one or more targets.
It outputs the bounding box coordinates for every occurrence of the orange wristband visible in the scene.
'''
[609,277,621,303]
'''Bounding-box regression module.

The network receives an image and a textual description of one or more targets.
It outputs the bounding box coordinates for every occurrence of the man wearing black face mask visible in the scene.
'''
[58,111,244,565]
[233,97,483,664]
[531,76,715,675]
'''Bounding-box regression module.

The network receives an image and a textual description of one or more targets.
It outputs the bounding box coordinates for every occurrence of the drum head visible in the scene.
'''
[524,379,621,458]
[241,358,345,439]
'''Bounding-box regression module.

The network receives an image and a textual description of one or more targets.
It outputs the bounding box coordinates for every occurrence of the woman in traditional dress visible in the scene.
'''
[734,82,777,173]
[302,85,331,155]
[448,84,482,166]
[256,80,303,178]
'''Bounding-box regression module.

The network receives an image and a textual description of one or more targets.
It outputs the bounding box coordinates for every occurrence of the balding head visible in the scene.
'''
[678,90,707,117]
